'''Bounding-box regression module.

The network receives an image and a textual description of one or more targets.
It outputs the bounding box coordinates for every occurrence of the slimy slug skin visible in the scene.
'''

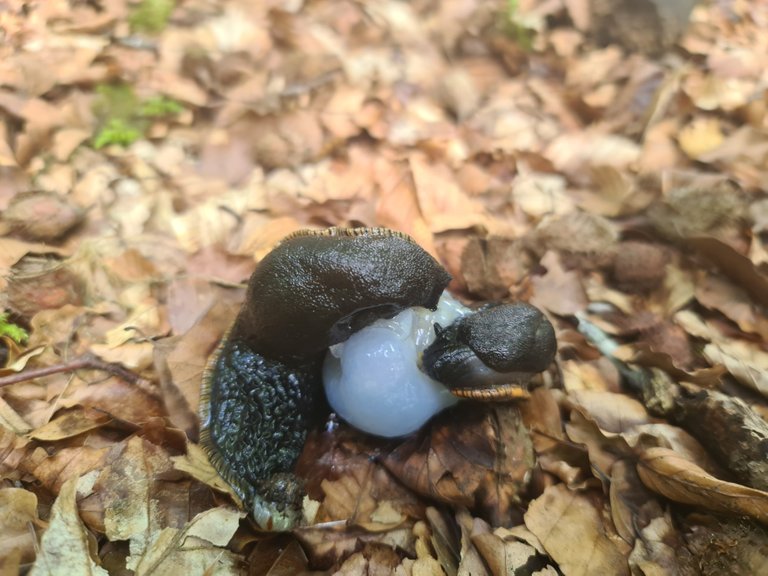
[199,227,556,531]
[423,303,557,400]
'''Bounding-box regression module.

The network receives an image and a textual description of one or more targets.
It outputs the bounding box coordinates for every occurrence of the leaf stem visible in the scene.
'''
[0,353,153,390]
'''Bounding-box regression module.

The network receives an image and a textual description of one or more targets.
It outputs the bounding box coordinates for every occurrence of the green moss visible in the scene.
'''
[129,0,175,34]
[0,313,28,345]
[91,83,185,149]
[139,95,184,118]
[93,118,143,149]
[501,0,535,51]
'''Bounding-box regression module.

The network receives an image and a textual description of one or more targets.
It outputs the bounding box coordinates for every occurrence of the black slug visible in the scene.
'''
[199,226,556,531]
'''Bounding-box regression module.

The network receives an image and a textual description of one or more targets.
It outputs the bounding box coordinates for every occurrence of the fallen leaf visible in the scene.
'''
[524,484,630,576]
[678,117,724,159]
[130,509,241,576]
[0,487,41,567]
[384,405,534,527]
[171,441,241,505]
[27,407,112,441]
[29,475,109,576]
[637,447,768,525]
[530,251,589,316]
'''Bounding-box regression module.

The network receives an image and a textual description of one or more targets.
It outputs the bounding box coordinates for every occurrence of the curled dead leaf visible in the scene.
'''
[637,447,768,525]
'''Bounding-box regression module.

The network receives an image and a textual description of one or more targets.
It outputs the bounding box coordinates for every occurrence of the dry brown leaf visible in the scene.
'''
[27,408,111,441]
[677,117,725,160]
[295,523,417,572]
[230,215,303,261]
[423,508,461,575]
[460,237,532,300]
[620,423,723,477]
[77,436,181,569]
[321,87,367,139]
[695,274,768,340]
[560,358,620,393]
[6,254,85,317]
[627,512,686,575]
[512,171,574,218]
[410,154,487,233]
[159,299,239,435]
[530,251,589,316]
[687,236,768,308]
[24,445,110,496]
[564,409,633,484]
[59,377,165,426]
[0,487,41,567]
[530,212,619,269]
[374,160,436,256]
[0,422,31,479]
[637,447,768,525]
[332,543,416,576]
[2,191,85,242]
[546,132,641,179]
[702,341,768,399]
[672,387,768,492]
[171,441,241,505]
[384,405,533,527]
[524,484,630,576]
[451,508,492,576]
[317,461,410,529]
[29,475,109,576]
[246,535,309,576]
[567,390,650,434]
[130,508,241,576]
[472,529,551,576]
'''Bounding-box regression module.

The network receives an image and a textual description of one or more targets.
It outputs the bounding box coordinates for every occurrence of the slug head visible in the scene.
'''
[422,303,556,399]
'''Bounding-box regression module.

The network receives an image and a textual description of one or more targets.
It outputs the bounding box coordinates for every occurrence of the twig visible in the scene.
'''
[0,352,152,389]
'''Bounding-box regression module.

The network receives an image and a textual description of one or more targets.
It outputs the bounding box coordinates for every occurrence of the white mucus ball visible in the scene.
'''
[322,292,470,437]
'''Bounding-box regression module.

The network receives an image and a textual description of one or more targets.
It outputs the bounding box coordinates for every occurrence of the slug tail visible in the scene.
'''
[199,338,324,529]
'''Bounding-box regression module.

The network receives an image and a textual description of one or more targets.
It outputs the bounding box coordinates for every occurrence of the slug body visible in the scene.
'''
[200,228,451,530]
[200,227,557,531]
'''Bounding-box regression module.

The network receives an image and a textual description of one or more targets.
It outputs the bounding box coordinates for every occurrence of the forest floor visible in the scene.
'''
[1,0,768,574]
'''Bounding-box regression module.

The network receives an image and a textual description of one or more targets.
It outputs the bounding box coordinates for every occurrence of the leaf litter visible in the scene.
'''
[1,0,768,574]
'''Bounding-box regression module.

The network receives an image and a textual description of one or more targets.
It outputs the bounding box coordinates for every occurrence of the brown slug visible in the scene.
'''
[199,227,556,531]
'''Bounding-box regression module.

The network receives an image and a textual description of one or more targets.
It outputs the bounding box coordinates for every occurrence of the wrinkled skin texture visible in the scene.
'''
[200,341,323,530]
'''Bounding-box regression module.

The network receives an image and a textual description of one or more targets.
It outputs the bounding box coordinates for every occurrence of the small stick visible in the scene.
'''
[0,352,152,389]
